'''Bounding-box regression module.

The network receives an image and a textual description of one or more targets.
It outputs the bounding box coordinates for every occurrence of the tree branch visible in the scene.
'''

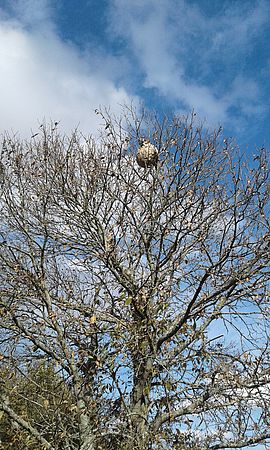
[209,432,270,449]
[0,399,55,450]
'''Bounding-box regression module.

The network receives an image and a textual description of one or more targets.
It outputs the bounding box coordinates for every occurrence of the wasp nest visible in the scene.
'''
[136,138,158,168]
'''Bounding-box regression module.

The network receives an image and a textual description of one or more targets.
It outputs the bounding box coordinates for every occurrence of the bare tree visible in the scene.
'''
[0,106,269,449]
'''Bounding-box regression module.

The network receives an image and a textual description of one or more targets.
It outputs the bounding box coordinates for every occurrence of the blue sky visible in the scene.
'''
[0,0,270,151]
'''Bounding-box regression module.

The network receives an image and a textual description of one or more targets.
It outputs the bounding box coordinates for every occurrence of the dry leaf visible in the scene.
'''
[89,315,97,324]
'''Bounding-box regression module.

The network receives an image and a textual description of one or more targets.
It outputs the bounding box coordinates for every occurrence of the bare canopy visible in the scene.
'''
[0,106,269,449]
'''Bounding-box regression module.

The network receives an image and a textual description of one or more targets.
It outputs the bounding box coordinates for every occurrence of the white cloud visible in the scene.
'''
[0,0,136,137]
[210,1,269,53]
[7,0,54,29]
[0,0,268,138]
[109,0,268,126]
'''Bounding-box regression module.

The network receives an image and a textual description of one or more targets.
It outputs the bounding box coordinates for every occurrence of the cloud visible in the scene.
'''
[7,0,54,29]
[0,0,136,137]
[108,0,269,126]
[210,1,269,53]
[0,0,268,138]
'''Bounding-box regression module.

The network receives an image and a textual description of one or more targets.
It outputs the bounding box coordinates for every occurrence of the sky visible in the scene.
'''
[0,0,270,151]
